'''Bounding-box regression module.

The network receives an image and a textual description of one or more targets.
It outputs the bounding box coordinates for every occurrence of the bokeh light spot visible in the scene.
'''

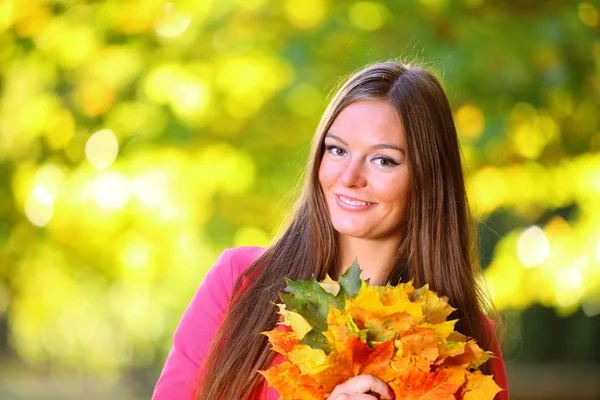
[45,108,75,151]
[455,104,484,141]
[517,226,550,268]
[131,170,168,208]
[578,3,598,27]
[348,2,387,31]
[554,261,585,308]
[469,166,507,216]
[169,76,211,124]
[284,0,326,29]
[120,237,152,271]
[91,172,130,210]
[0,0,16,32]
[85,129,119,170]
[143,64,180,104]
[25,187,54,227]
[75,80,116,117]
[154,2,192,38]
[33,163,65,199]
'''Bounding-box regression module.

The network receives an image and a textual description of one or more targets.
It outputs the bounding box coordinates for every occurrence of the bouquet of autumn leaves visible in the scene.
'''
[259,262,502,399]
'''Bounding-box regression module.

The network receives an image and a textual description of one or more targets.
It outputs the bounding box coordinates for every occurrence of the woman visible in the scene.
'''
[153,61,509,399]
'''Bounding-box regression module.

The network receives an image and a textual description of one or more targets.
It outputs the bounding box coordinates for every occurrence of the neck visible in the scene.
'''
[337,234,401,286]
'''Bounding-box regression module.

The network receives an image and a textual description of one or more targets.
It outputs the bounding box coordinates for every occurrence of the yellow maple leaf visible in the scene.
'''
[261,270,500,400]
[288,344,328,375]
[349,283,424,324]
[440,340,492,369]
[463,370,503,400]
[318,274,341,296]
[412,285,456,324]
[277,303,312,340]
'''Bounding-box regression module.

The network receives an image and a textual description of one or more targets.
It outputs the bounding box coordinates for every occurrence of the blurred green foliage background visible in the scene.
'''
[0,0,599,398]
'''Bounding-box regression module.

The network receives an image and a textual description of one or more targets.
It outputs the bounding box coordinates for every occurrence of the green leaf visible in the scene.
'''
[337,258,364,300]
[280,277,337,332]
[300,328,332,354]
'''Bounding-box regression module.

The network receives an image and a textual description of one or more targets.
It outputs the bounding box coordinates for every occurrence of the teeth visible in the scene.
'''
[339,196,370,206]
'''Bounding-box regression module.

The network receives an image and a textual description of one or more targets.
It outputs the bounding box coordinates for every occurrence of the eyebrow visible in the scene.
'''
[325,133,405,154]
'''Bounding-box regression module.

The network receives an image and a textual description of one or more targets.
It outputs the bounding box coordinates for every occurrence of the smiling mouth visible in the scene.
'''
[335,194,374,206]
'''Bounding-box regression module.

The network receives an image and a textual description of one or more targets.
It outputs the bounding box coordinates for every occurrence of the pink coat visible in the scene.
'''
[153,246,509,399]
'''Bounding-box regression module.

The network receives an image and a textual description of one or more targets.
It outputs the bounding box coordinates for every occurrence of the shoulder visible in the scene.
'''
[222,246,267,282]
[485,317,497,333]
[227,245,267,262]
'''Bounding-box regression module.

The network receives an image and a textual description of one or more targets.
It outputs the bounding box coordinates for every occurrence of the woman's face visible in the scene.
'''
[318,100,411,243]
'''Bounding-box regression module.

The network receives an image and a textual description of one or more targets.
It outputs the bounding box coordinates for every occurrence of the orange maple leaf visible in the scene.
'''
[259,361,326,400]
[439,340,491,369]
[389,365,465,400]
[261,264,503,400]
[262,327,300,356]
[314,335,396,393]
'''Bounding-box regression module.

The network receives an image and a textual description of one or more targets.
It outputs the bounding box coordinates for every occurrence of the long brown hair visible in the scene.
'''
[196,61,498,399]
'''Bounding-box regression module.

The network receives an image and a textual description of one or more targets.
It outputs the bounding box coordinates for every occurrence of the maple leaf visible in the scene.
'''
[323,306,350,351]
[313,334,396,393]
[258,361,326,400]
[355,284,423,319]
[463,370,503,399]
[437,340,466,362]
[440,340,492,369]
[318,274,341,296]
[261,261,500,400]
[337,259,363,298]
[389,365,465,400]
[356,338,397,381]
[288,344,328,375]
[262,328,299,356]
[280,277,336,332]
[394,327,440,372]
[365,319,401,345]
[277,304,313,340]
[301,328,332,354]
[279,260,364,343]
[412,284,456,324]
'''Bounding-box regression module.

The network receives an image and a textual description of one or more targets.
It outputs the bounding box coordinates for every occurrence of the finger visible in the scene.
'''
[344,375,393,398]
[329,394,377,400]
[331,375,394,399]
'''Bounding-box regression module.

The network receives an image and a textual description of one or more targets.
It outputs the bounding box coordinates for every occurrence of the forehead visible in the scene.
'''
[328,100,405,145]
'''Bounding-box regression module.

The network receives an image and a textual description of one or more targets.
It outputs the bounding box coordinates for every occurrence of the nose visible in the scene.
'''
[340,158,367,188]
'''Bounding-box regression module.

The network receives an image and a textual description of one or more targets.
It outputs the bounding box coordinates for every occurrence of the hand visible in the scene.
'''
[328,375,394,399]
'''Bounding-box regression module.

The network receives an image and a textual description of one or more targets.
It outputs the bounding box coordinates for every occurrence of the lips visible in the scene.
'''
[334,194,376,212]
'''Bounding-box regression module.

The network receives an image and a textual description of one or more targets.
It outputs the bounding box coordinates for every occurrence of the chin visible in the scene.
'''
[331,221,372,238]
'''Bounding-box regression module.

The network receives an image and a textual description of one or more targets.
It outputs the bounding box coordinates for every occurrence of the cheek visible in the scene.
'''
[375,175,410,207]
[318,161,334,189]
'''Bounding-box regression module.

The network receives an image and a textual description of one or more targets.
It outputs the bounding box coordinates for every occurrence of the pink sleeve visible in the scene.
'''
[486,319,509,400]
[152,249,236,400]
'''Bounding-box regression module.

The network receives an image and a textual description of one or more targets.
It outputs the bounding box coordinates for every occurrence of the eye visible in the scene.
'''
[372,156,399,167]
[325,145,347,157]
